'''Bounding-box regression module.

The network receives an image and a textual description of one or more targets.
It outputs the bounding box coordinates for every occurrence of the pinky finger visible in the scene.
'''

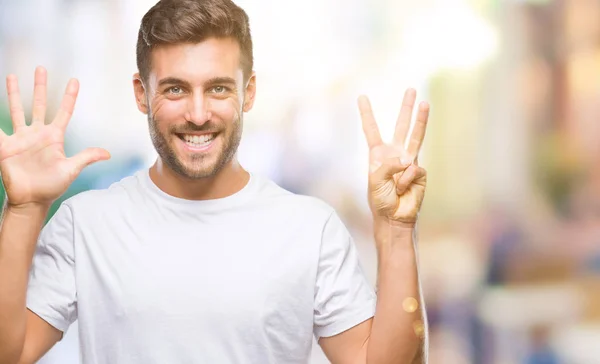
[6,75,26,130]
[396,165,426,195]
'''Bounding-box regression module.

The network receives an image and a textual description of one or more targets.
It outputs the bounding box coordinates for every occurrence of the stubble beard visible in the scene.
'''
[147,113,243,180]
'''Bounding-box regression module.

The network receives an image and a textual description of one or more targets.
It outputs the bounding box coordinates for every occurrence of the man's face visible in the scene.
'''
[134,37,255,179]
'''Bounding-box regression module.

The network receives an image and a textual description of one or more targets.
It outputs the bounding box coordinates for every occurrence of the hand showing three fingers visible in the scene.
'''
[358,88,430,227]
[1,67,110,209]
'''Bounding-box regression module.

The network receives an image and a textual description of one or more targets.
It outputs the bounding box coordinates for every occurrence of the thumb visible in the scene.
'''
[68,148,111,177]
[371,157,411,180]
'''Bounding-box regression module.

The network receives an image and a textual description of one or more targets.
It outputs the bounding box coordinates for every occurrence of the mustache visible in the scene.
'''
[169,122,221,134]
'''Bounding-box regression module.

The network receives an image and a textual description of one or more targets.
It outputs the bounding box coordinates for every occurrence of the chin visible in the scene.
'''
[158,137,235,180]
[178,155,229,179]
[171,160,215,179]
[180,166,219,179]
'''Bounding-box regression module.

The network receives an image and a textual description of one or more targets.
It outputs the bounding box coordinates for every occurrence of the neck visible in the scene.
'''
[149,158,250,200]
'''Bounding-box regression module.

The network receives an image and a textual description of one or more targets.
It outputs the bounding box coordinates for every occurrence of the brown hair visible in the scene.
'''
[136,0,253,83]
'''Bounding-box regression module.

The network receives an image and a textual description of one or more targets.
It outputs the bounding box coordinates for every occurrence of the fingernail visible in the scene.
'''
[401,158,412,166]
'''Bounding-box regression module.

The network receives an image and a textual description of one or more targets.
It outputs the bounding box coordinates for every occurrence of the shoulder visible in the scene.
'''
[62,172,142,212]
[252,174,338,225]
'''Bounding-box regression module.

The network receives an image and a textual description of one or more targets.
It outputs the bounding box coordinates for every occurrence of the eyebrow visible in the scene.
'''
[205,77,237,89]
[157,77,191,89]
[157,76,237,89]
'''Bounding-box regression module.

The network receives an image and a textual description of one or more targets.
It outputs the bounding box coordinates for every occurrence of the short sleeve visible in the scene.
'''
[313,211,376,340]
[26,203,77,334]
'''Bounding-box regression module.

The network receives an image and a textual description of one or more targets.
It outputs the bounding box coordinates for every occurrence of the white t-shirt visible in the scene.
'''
[26,169,376,363]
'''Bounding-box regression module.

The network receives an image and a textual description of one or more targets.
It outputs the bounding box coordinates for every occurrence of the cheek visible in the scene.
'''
[152,98,187,121]
[151,100,185,136]
[209,98,241,123]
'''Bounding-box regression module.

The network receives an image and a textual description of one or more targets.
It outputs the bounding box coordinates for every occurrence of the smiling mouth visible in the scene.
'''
[176,133,218,149]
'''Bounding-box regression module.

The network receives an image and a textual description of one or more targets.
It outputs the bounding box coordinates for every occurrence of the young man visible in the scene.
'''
[0,0,430,363]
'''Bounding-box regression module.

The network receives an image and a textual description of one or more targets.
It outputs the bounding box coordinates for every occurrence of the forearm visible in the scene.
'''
[0,202,48,361]
[366,218,425,364]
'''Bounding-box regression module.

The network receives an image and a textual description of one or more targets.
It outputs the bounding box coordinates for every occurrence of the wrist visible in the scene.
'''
[373,216,416,254]
[373,216,416,233]
[6,201,51,219]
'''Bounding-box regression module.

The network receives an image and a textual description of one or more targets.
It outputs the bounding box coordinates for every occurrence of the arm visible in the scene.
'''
[0,203,62,363]
[321,88,430,363]
[319,223,425,364]
[367,221,425,363]
[0,68,109,363]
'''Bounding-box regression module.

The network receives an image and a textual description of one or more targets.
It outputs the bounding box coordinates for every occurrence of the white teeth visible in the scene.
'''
[183,134,214,143]
[183,134,215,147]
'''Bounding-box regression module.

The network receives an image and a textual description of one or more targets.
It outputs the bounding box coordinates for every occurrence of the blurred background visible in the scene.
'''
[1,0,600,363]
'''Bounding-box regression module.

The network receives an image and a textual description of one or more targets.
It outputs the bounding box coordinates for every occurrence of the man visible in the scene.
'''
[0,0,430,363]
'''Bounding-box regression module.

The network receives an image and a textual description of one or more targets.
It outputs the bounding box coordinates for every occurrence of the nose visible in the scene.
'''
[185,92,212,125]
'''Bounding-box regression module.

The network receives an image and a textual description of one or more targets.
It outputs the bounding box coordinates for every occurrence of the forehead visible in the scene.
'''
[149,37,243,83]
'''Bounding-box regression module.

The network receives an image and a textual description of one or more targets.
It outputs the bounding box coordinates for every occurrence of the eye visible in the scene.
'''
[166,86,184,94]
[211,86,228,94]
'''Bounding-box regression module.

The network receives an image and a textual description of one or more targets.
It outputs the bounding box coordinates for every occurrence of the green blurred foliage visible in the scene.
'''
[533,131,586,217]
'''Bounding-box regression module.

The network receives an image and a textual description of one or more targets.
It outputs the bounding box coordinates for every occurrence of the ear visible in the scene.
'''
[242,72,256,113]
[133,73,148,115]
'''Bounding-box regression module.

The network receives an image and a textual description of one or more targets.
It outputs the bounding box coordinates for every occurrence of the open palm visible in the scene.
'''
[358,88,429,226]
[1,67,110,208]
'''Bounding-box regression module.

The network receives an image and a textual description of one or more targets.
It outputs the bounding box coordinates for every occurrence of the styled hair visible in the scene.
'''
[136,0,253,82]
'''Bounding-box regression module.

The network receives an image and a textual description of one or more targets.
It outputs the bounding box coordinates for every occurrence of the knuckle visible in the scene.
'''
[9,105,23,114]
[396,181,408,190]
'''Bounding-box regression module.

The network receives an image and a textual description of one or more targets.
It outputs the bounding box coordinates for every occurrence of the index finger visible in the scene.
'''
[52,78,80,131]
[406,101,430,158]
[357,95,383,149]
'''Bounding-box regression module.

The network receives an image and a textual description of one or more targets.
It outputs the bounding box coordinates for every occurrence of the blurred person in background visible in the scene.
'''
[525,326,559,364]
[0,0,431,363]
